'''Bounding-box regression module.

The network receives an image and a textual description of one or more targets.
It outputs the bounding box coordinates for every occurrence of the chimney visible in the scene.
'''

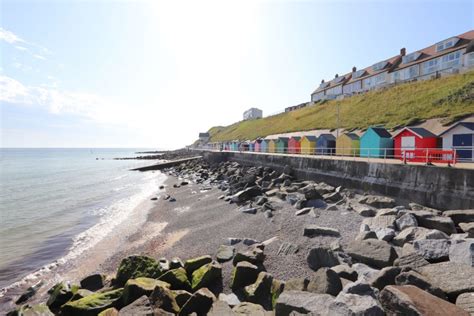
[335,74,339,78]
[352,66,357,72]
[321,79,325,84]
[400,48,406,56]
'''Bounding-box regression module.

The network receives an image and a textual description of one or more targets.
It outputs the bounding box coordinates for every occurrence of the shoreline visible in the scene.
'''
[0,171,168,312]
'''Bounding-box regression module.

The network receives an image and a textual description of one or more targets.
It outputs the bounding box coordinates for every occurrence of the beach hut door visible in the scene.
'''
[401,136,415,159]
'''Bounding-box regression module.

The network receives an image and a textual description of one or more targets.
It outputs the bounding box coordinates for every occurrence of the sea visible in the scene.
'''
[0,148,166,294]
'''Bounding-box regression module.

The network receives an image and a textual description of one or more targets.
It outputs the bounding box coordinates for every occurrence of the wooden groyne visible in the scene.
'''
[131,156,202,171]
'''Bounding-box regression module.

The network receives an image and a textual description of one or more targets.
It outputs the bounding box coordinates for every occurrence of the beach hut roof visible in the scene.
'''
[439,122,474,136]
[291,136,302,141]
[393,127,437,138]
[318,133,336,141]
[344,133,360,140]
[369,127,392,138]
[302,135,318,141]
[278,137,290,141]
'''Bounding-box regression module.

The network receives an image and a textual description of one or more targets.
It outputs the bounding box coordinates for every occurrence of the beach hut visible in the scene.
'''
[393,127,439,160]
[254,139,262,152]
[288,136,301,154]
[241,141,250,151]
[440,122,474,162]
[275,137,289,154]
[268,139,277,153]
[360,127,393,158]
[249,141,255,152]
[260,139,269,153]
[300,136,318,155]
[316,134,336,155]
[336,133,360,156]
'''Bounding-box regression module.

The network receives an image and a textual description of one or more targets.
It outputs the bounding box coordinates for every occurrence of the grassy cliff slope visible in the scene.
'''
[209,71,474,142]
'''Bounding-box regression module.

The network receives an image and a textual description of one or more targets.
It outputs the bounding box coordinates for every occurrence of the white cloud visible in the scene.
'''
[0,27,25,44]
[33,54,46,60]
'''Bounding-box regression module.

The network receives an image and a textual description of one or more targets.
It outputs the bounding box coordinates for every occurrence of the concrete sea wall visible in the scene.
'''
[202,151,474,210]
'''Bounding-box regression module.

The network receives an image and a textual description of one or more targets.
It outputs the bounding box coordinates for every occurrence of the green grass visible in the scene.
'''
[209,71,474,142]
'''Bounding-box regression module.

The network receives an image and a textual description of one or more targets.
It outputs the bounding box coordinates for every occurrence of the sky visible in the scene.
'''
[0,0,473,149]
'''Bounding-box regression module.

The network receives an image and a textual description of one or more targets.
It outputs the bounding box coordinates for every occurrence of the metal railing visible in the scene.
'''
[193,145,474,165]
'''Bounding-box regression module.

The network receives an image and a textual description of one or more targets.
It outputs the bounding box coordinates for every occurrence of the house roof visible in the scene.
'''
[199,132,210,137]
[312,72,352,94]
[302,135,318,142]
[318,133,336,140]
[393,127,438,138]
[439,122,474,136]
[368,127,392,138]
[344,54,402,85]
[393,30,474,71]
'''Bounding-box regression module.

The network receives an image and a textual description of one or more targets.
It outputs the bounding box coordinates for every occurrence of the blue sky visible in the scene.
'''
[1,0,473,148]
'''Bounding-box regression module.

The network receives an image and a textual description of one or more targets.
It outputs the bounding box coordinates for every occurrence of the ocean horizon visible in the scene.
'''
[0,148,165,290]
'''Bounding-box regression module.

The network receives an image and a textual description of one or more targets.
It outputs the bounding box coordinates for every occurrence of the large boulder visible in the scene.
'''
[46,282,79,309]
[158,268,191,291]
[118,295,167,316]
[216,245,235,263]
[275,291,333,316]
[184,255,212,275]
[231,261,260,289]
[413,239,451,262]
[396,213,418,231]
[328,292,384,316]
[307,268,342,296]
[358,195,395,208]
[415,215,456,234]
[395,270,446,299]
[370,266,401,290]
[330,265,358,282]
[178,288,216,316]
[352,204,377,217]
[172,290,192,308]
[232,302,271,315]
[61,288,123,316]
[418,262,474,300]
[231,186,262,203]
[191,261,222,291]
[10,304,54,316]
[449,240,474,267]
[391,227,447,246]
[346,239,398,269]
[149,283,180,314]
[284,278,309,292]
[306,247,341,271]
[115,255,162,286]
[362,215,397,231]
[443,209,474,225]
[233,248,265,266]
[123,277,169,306]
[379,285,469,316]
[456,292,474,315]
[393,252,429,269]
[303,225,340,237]
[459,222,474,237]
[244,272,274,308]
[351,263,380,282]
[80,274,106,292]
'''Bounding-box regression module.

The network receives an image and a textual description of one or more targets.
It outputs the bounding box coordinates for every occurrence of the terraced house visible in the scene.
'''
[311,30,474,102]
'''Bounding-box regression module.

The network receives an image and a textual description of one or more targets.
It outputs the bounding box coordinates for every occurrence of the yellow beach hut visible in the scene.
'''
[300,136,317,155]
[268,139,277,153]
[336,133,360,156]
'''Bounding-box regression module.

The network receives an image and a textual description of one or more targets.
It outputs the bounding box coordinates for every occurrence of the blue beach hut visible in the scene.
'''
[260,139,269,153]
[316,134,336,155]
[360,127,393,158]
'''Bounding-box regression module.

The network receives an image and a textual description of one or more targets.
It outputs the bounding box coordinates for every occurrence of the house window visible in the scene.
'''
[440,50,461,69]
[436,37,460,52]
[352,70,365,79]
[404,65,419,79]
[402,52,421,64]
[422,58,440,75]
[372,61,388,71]
[467,52,474,67]
[392,70,401,82]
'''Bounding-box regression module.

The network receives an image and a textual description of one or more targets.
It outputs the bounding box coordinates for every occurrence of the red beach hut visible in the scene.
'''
[288,136,301,154]
[393,127,439,160]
